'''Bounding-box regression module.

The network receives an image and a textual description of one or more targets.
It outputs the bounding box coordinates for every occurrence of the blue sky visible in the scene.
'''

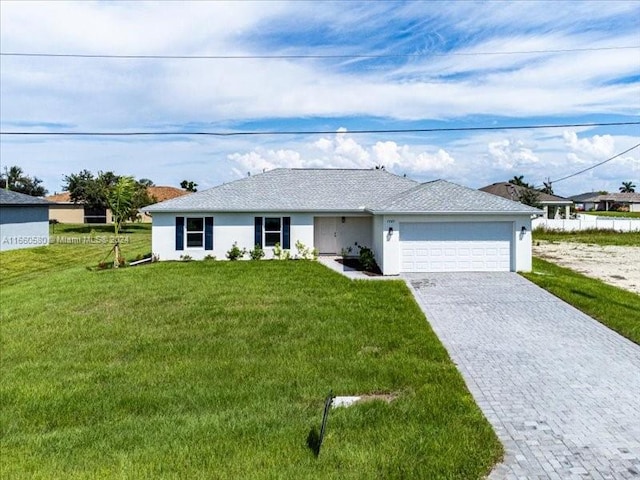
[1,0,638,197]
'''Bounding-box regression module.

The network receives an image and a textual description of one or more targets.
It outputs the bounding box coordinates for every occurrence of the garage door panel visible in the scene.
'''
[400,221,513,272]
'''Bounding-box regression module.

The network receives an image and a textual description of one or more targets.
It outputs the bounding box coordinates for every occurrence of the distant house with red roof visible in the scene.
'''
[46,186,189,224]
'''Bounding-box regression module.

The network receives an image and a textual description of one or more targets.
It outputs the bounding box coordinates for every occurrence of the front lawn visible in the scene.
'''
[523,258,640,345]
[533,228,640,246]
[582,211,640,218]
[0,223,151,288]
[1,261,502,479]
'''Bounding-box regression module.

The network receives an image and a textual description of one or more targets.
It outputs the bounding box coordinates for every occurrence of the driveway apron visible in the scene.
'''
[404,272,640,480]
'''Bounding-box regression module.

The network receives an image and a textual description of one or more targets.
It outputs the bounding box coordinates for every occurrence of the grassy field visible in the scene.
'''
[582,211,640,218]
[523,258,640,345]
[533,228,640,246]
[1,259,502,479]
[1,223,151,288]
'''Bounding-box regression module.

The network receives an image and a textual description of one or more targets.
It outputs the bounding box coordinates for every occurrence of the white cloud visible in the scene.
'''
[487,139,540,170]
[372,141,455,172]
[228,131,455,176]
[563,131,615,158]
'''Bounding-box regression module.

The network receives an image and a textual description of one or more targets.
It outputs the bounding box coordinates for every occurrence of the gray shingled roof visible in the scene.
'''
[369,180,542,214]
[0,189,51,206]
[479,182,572,204]
[144,168,418,212]
[143,169,541,215]
[569,192,640,203]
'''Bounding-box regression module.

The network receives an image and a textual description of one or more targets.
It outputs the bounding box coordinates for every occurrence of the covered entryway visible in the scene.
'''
[400,221,512,272]
[314,216,373,255]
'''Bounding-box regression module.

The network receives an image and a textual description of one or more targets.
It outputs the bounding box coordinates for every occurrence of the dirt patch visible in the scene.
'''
[357,392,399,404]
[533,242,640,294]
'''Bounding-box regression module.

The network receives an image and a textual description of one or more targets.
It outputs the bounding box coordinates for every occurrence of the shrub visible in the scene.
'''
[204,254,216,261]
[295,240,315,260]
[340,246,353,258]
[249,244,265,260]
[179,254,193,262]
[273,243,290,260]
[357,245,377,272]
[226,242,246,261]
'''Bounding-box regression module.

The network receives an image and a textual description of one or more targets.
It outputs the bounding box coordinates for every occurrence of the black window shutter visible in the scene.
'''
[204,217,214,250]
[254,217,263,248]
[282,217,291,249]
[175,216,184,251]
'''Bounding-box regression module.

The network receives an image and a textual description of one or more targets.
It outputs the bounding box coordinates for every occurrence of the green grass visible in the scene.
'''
[522,258,640,345]
[1,260,502,479]
[533,228,640,246]
[582,211,640,218]
[0,224,151,288]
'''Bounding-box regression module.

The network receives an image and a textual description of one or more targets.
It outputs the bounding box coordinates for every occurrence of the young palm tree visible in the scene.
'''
[620,181,636,193]
[106,176,137,267]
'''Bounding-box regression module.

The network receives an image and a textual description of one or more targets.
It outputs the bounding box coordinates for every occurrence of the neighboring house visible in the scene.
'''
[0,189,50,252]
[46,192,101,223]
[569,192,640,212]
[46,186,189,224]
[479,182,573,219]
[143,169,541,274]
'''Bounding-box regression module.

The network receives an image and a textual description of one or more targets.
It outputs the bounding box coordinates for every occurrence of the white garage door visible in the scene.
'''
[400,222,513,272]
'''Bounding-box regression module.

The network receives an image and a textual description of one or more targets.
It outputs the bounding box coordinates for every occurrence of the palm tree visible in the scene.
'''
[619,181,636,193]
[510,175,531,188]
[540,181,554,195]
[2,165,24,189]
[106,176,136,267]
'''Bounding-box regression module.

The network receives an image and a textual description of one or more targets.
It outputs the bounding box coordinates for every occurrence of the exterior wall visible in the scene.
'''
[0,206,50,252]
[151,211,534,273]
[376,214,533,275]
[372,215,385,273]
[49,204,85,223]
[631,203,640,213]
[151,212,314,261]
[337,216,372,253]
[139,212,153,223]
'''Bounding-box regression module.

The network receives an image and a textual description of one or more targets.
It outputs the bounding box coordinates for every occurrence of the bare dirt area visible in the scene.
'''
[533,241,640,294]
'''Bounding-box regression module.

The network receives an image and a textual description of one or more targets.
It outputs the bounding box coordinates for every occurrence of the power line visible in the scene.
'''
[546,143,640,185]
[1,121,639,137]
[1,45,639,60]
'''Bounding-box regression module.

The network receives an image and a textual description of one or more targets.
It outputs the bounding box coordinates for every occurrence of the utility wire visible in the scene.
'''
[2,121,639,137]
[1,45,639,60]
[545,143,640,186]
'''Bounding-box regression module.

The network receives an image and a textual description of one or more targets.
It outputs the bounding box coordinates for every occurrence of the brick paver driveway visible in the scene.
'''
[405,272,640,480]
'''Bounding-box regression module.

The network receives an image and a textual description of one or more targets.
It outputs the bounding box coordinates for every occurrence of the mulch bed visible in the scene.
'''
[336,258,383,276]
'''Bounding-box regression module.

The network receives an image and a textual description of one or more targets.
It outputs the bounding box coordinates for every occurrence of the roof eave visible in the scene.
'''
[366,209,543,215]
[142,207,370,214]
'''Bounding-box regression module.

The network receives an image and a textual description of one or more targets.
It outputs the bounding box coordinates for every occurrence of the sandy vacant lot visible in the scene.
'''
[533,242,640,294]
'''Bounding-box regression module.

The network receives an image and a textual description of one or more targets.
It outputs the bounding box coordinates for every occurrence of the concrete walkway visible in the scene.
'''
[405,272,640,480]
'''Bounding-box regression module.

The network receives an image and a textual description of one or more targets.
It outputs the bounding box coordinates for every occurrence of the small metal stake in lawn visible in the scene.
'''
[307,390,334,457]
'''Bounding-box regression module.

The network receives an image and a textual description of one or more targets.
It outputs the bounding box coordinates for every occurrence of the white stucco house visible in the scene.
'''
[142,169,542,274]
[0,189,51,252]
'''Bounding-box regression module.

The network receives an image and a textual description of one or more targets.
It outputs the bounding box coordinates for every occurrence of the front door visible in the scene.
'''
[314,217,337,254]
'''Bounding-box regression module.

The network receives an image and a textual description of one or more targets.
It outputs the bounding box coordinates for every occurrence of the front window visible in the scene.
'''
[264,217,282,247]
[186,217,204,248]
